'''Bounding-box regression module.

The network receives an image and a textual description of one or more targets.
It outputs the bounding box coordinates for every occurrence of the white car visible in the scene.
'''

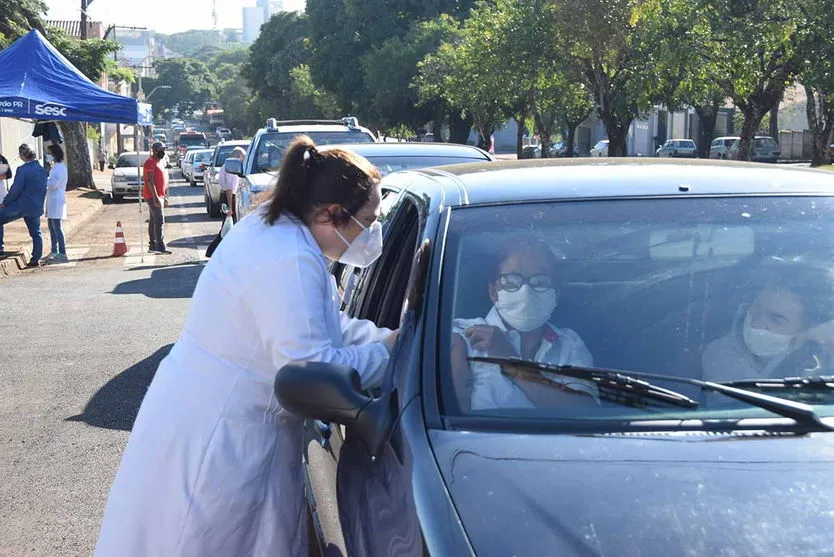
[709,136,740,159]
[187,149,214,187]
[181,150,196,182]
[590,140,609,157]
[106,151,150,201]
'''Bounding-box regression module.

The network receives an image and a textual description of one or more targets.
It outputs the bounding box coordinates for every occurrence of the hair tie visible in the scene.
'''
[302,145,319,166]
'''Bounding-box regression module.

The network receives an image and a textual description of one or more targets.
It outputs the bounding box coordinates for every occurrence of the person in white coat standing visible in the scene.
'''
[44,144,68,263]
[94,135,398,557]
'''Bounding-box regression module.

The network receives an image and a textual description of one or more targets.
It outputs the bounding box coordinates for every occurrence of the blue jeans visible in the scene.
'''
[0,207,42,261]
[48,218,65,254]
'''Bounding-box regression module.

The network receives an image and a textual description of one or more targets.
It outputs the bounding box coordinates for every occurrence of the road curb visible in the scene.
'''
[0,188,105,279]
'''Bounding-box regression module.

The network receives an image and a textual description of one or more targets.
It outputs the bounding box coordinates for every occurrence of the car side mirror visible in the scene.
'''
[275,361,396,457]
[224,158,244,177]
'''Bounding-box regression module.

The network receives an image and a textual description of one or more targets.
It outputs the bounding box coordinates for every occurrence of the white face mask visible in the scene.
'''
[742,311,794,359]
[334,215,383,268]
[494,285,558,332]
[46,155,54,163]
[0,163,8,174]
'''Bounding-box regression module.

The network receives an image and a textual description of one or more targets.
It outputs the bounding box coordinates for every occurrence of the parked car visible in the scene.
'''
[230,117,377,217]
[590,139,609,157]
[216,127,233,141]
[188,149,214,187]
[204,140,251,217]
[829,143,834,158]
[728,136,781,163]
[709,136,740,159]
[529,141,570,158]
[274,158,834,556]
[177,145,207,169]
[104,151,150,201]
[233,141,493,220]
[181,150,197,182]
[656,139,698,158]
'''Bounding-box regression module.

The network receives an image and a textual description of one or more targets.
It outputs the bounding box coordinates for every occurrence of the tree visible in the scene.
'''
[0,0,45,47]
[798,0,834,166]
[705,0,804,161]
[152,58,218,118]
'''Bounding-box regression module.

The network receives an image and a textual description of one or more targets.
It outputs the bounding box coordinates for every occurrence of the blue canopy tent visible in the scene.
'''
[0,29,154,260]
[0,29,152,124]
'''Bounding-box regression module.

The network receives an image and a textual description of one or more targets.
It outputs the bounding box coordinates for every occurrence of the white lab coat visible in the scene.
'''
[45,162,67,219]
[94,210,393,557]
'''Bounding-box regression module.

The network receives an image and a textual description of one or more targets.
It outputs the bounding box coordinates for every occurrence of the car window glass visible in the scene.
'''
[440,197,834,422]
[254,131,375,173]
[366,155,489,176]
[116,155,149,167]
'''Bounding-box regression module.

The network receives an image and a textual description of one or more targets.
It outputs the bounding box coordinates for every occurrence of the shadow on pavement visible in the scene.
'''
[66,344,173,431]
[111,263,202,298]
[172,201,205,209]
[168,234,216,247]
[165,213,215,224]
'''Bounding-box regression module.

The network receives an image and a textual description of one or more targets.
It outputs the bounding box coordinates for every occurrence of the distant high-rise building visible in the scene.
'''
[242,6,266,44]
[256,0,288,20]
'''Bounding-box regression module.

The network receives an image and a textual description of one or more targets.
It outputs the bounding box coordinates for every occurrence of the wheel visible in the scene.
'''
[206,189,222,217]
[112,194,124,203]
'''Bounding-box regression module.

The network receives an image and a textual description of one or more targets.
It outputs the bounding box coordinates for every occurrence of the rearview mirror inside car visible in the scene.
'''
[224,158,244,177]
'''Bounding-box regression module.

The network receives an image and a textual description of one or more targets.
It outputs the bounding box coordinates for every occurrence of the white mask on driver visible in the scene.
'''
[742,311,794,359]
[494,285,558,332]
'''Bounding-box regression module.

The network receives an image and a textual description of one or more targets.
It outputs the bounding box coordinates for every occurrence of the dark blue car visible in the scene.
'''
[276,159,834,556]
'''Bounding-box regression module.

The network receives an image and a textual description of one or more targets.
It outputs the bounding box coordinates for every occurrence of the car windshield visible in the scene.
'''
[254,131,375,172]
[214,145,245,166]
[440,196,834,425]
[366,155,488,175]
[115,154,149,168]
[179,135,206,147]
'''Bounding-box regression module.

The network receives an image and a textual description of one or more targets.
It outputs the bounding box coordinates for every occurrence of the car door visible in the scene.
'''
[305,193,427,556]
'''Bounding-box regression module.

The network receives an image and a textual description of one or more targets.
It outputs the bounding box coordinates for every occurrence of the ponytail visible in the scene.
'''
[263,135,381,226]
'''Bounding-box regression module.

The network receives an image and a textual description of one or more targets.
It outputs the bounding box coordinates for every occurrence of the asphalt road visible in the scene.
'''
[0,170,218,556]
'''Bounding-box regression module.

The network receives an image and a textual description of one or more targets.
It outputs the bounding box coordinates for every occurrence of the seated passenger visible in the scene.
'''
[450,237,597,411]
[703,262,834,383]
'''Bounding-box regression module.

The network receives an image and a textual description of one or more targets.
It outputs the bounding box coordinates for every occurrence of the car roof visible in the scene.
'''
[392,158,834,207]
[118,151,149,156]
[320,142,493,159]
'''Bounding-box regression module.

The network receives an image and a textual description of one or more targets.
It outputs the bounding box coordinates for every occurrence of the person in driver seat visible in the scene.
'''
[703,260,834,383]
[450,236,598,411]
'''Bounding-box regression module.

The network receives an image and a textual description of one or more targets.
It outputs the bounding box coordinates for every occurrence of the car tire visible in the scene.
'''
[112,194,124,203]
[206,189,222,218]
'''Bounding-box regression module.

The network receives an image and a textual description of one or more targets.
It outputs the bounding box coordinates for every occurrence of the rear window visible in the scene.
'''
[115,154,149,168]
[254,130,375,173]
[755,137,778,149]
[179,134,206,147]
[366,155,489,176]
[214,145,246,166]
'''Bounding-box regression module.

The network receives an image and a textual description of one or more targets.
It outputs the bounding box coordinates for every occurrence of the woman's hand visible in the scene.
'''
[383,329,399,353]
[465,325,515,357]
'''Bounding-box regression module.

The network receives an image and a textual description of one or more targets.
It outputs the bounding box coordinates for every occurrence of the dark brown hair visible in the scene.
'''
[48,144,64,163]
[263,135,381,226]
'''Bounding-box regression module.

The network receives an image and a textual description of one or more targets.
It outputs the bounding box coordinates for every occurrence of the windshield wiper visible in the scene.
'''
[468,357,834,431]
[722,376,834,390]
[470,356,698,409]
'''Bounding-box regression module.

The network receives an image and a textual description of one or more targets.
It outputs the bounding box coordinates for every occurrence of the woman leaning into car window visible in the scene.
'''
[94,135,398,556]
[702,259,834,384]
[450,237,598,412]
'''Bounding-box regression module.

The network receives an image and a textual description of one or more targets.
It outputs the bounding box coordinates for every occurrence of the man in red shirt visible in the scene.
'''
[142,142,171,254]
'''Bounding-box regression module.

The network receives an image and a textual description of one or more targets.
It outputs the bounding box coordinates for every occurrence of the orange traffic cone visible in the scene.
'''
[112,221,129,256]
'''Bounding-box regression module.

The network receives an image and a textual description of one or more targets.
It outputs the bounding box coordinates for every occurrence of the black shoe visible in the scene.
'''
[156,247,172,255]
[25,260,41,268]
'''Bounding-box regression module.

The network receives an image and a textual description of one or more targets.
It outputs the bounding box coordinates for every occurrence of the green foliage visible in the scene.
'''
[152,57,218,118]
[158,30,240,58]
[47,28,121,83]
[0,0,45,47]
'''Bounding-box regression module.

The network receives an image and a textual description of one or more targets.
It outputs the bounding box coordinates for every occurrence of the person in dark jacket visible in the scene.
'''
[0,153,12,203]
[0,144,48,266]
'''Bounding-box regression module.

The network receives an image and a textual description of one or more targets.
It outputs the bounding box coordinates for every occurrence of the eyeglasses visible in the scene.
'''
[498,273,556,293]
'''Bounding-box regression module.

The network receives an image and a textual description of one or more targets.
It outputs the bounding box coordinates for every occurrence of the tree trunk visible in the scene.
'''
[533,111,556,159]
[694,102,719,159]
[515,115,526,159]
[431,116,444,142]
[805,86,834,167]
[58,121,94,190]
[565,122,577,158]
[448,110,473,145]
[769,106,779,142]
[737,104,768,161]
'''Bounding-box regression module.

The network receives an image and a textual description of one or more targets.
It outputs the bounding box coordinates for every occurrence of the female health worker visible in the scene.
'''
[94,135,398,556]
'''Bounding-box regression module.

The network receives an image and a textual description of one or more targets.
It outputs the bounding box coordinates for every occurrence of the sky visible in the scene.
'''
[44,0,305,35]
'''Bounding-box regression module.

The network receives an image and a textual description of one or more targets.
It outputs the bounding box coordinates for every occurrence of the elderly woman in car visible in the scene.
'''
[703,260,834,383]
[450,236,598,411]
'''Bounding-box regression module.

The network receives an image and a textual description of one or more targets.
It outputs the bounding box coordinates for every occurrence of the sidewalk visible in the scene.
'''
[0,170,110,277]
